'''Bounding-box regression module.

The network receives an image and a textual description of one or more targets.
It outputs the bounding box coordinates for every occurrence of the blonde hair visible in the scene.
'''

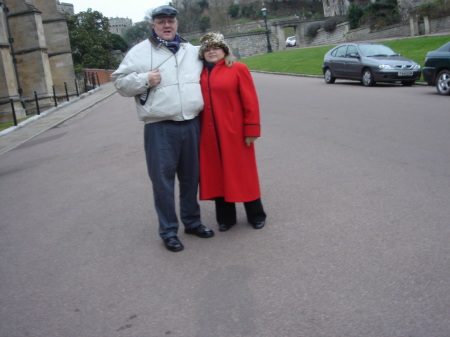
[224,54,235,67]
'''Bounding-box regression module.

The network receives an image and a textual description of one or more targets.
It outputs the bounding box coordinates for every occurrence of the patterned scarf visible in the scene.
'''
[152,29,181,54]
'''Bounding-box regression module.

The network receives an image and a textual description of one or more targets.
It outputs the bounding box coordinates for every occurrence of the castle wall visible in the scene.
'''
[37,0,76,97]
[7,0,54,112]
[0,0,76,122]
[0,2,27,122]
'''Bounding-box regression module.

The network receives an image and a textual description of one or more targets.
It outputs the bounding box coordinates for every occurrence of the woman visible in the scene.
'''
[198,32,267,232]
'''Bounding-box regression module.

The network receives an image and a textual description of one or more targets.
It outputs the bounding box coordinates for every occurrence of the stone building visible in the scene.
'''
[109,17,133,37]
[397,0,437,20]
[322,0,438,19]
[0,0,75,123]
[323,0,349,17]
[56,1,74,16]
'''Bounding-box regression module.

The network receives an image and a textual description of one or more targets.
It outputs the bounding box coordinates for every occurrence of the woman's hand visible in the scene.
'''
[245,137,258,146]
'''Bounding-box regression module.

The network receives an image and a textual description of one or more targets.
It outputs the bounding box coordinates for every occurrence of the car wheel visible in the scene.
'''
[324,68,335,84]
[362,68,375,87]
[436,69,450,95]
[401,80,415,86]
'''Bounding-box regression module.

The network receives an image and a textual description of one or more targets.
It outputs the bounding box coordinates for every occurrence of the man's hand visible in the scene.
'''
[245,137,258,146]
[148,69,161,87]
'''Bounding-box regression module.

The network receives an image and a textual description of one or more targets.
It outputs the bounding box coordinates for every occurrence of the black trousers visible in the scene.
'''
[215,197,266,225]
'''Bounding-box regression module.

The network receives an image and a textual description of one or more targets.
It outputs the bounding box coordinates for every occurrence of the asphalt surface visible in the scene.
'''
[1,75,449,337]
[0,83,117,156]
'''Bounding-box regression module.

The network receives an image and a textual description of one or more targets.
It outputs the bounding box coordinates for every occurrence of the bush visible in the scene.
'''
[305,22,321,37]
[347,3,364,29]
[241,4,258,19]
[323,17,337,32]
[199,16,211,32]
[363,0,401,29]
[322,16,345,32]
[415,0,450,19]
[228,5,240,19]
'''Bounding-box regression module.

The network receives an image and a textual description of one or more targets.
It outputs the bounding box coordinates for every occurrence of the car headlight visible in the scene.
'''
[379,64,395,70]
[413,64,421,70]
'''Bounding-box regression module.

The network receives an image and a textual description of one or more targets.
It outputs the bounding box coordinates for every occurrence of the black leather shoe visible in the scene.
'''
[218,223,235,232]
[251,220,265,229]
[185,224,215,238]
[163,236,184,252]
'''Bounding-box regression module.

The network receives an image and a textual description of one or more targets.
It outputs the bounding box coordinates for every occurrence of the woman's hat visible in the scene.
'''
[152,5,178,20]
[199,32,230,59]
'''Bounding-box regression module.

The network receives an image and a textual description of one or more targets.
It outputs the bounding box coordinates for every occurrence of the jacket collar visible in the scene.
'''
[148,34,187,49]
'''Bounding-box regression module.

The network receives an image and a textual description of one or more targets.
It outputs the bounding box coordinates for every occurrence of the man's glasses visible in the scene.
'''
[154,19,177,26]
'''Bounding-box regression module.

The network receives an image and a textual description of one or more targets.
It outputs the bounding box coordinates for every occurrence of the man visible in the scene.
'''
[112,5,214,252]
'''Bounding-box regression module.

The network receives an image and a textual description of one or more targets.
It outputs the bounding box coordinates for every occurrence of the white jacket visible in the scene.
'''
[111,37,204,124]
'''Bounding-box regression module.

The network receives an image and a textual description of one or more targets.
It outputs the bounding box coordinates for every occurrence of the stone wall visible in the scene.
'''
[0,0,26,121]
[429,16,450,33]
[397,0,434,20]
[345,16,450,41]
[0,0,76,122]
[182,19,270,40]
[225,31,279,59]
[346,23,411,42]
[323,0,350,17]
[301,21,348,47]
[37,0,76,98]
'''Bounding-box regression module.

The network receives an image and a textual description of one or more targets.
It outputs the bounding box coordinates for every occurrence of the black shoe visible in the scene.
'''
[218,223,235,232]
[185,224,215,238]
[163,236,184,252]
[251,220,265,229]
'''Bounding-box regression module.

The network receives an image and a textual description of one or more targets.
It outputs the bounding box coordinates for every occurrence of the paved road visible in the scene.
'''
[1,75,449,337]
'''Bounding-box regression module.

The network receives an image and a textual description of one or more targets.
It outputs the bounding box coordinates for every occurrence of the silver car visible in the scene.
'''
[322,43,421,86]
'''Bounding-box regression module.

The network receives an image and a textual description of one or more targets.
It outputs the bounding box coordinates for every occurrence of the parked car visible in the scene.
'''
[322,43,421,87]
[286,36,296,47]
[422,41,450,95]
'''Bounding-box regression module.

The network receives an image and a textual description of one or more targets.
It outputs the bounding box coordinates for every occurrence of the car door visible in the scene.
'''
[328,45,348,77]
[343,45,362,79]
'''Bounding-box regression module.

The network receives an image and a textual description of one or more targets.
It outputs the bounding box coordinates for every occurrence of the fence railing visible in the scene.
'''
[6,72,102,127]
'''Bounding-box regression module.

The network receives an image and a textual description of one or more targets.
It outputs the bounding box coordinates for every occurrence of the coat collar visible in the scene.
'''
[148,34,187,50]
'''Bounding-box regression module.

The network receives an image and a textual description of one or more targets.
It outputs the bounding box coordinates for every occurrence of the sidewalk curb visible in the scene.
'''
[0,85,117,157]
[0,87,105,137]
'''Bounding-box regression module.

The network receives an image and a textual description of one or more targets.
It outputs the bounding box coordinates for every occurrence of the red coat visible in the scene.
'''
[199,60,262,202]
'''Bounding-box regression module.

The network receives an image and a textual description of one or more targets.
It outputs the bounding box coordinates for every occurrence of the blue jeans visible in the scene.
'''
[144,118,201,240]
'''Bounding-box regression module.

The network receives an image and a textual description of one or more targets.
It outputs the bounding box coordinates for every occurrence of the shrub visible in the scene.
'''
[323,17,338,32]
[228,5,240,19]
[415,0,450,19]
[241,4,259,19]
[305,22,321,37]
[347,3,364,29]
[199,16,211,32]
[363,0,401,28]
[322,16,345,32]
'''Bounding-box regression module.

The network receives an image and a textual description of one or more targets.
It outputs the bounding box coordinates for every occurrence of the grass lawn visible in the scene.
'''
[0,117,30,132]
[240,35,450,77]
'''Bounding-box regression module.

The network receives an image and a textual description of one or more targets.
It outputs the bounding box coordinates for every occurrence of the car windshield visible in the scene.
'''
[436,42,450,52]
[358,44,398,57]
